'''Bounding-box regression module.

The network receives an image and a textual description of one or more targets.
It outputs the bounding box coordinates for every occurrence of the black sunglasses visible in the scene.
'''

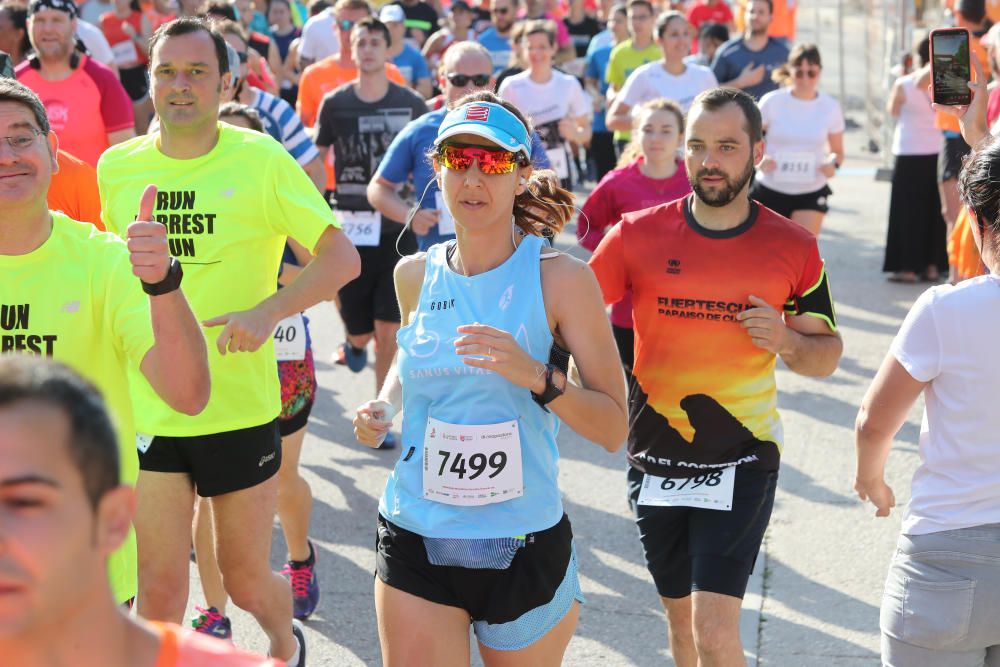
[492,6,509,13]
[446,73,491,87]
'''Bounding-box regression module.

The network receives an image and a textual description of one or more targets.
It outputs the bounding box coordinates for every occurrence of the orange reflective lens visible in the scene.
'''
[438,144,520,175]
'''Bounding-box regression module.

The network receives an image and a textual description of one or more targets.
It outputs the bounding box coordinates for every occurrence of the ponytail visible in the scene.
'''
[513,169,573,238]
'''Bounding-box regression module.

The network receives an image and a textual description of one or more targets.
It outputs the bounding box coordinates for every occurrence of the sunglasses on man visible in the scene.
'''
[446,73,491,87]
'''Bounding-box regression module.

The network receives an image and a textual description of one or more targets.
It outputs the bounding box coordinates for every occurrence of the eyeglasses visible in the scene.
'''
[492,7,510,13]
[338,18,354,31]
[794,68,819,79]
[438,144,523,174]
[0,128,44,153]
[446,72,491,87]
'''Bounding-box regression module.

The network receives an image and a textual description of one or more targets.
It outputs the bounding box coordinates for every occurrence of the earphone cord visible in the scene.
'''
[395,178,438,259]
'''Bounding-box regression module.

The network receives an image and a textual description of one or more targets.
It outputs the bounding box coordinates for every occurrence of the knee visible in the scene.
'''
[692,617,740,657]
[222,566,271,613]
[138,568,187,612]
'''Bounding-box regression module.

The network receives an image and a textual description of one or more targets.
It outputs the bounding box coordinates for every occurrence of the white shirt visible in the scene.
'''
[892,72,943,156]
[618,60,717,112]
[299,7,340,63]
[756,87,845,195]
[891,276,1000,535]
[76,19,116,68]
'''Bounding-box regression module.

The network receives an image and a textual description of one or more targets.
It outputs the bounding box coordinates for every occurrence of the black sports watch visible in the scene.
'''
[531,363,567,409]
[141,257,183,296]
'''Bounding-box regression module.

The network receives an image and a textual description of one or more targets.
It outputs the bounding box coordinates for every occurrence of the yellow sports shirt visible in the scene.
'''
[0,213,156,603]
[98,123,336,437]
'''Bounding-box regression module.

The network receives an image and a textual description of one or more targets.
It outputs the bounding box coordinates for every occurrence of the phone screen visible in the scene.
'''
[931,30,972,105]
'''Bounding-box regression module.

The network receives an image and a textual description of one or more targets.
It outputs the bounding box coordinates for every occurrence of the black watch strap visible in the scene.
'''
[532,364,565,409]
[141,257,183,296]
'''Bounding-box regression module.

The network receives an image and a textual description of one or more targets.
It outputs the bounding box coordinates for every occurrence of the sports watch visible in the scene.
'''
[531,363,567,409]
[141,257,183,296]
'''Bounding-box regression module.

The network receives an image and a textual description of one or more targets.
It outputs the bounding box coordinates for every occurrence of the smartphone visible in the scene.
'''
[930,27,972,106]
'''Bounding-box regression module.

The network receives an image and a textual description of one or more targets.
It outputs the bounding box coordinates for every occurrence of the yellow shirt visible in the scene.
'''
[98,124,336,437]
[0,213,155,603]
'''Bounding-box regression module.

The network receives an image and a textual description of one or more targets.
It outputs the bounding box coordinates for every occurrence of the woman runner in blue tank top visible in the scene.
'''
[353,93,628,665]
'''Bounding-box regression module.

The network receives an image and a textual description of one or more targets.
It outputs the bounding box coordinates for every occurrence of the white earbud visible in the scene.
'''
[520,177,527,185]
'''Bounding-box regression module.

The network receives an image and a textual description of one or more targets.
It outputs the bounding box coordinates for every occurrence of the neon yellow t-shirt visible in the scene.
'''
[606,39,662,142]
[0,213,155,603]
[98,124,337,437]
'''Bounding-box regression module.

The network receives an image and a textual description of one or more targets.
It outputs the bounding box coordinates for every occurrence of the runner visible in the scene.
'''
[0,77,209,607]
[0,2,29,66]
[498,19,591,189]
[522,0,574,63]
[579,98,691,373]
[750,43,844,236]
[97,18,360,667]
[685,21,728,67]
[684,0,735,53]
[381,4,432,97]
[0,357,281,667]
[266,0,301,104]
[710,0,789,101]
[856,74,1000,667]
[99,0,155,133]
[606,11,717,132]
[604,0,658,147]
[314,17,426,447]
[49,148,104,228]
[422,0,476,73]
[589,87,842,666]
[476,0,516,75]
[369,41,550,252]
[390,0,439,48]
[353,92,627,666]
[16,0,135,167]
[296,0,338,69]
[583,2,627,181]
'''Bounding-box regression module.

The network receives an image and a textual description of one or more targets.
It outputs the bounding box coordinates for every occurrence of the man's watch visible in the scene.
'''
[531,363,567,409]
[141,257,183,296]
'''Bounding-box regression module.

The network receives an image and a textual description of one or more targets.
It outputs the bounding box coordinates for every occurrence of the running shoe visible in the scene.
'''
[190,605,232,640]
[282,541,320,620]
[339,341,367,373]
[291,619,307,667]
[378,432,397,450]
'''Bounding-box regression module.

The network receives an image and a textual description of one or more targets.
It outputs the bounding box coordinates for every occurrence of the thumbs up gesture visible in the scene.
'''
[126,184,171,284]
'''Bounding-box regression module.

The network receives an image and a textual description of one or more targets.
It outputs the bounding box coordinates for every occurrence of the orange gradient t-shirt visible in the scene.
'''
[49,149,104,229]
[589,196,836,477]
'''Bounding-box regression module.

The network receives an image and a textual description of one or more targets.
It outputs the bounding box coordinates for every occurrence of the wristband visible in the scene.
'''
[141,257,183,296]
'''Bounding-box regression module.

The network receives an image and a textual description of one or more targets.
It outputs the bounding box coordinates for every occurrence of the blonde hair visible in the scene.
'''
[617,98,685,168]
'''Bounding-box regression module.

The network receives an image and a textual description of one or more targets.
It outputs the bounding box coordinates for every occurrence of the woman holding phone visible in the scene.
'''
[750,44,845,236]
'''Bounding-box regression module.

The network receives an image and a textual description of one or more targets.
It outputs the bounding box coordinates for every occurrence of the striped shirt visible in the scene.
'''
[250,89,319,166]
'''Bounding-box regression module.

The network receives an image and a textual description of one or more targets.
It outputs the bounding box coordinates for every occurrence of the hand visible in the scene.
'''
[411,208,440,236]
[127,184,170,284]
[931,54,989,146]
[454,323,547,391]
[855,476,896,517]
[759,155,777,173]
[736,295,791,354]
[121,22,137,38]
[737,62,766,88]
[353,399,395,448]
[202,304,280,355]
[558,117,580,143]
[819,157,837,178]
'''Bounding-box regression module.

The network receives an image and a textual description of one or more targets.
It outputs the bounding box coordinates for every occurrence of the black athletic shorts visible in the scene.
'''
[338,231,417,335]
[375,513,574,627]
[750,181,832,219]
[939,134,971,182]
[627,465,777,599]
[138,420,282,497]
[119,65,149,102]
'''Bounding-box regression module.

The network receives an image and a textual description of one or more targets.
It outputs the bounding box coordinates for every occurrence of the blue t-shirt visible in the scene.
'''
[392,42,431,88]
[585,44,613,133]
[478,27,513,75]
[376,107,552,251]
[711,36,790,101]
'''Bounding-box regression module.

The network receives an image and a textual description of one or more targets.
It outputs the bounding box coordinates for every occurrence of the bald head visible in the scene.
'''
[441,42,495,107]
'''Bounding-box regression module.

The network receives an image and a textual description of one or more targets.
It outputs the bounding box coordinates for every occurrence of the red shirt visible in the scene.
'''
[99,11,148,67]
[579,158,691,327]
[686,1,733,51]
[16,56,134,167]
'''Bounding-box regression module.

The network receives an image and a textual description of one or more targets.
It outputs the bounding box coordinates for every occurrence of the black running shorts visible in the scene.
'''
[627,465,777,599]
[338,231,417,335]
[139,420,282,497]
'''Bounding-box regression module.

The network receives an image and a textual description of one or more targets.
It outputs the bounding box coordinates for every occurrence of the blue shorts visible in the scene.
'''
[375,513,583,650]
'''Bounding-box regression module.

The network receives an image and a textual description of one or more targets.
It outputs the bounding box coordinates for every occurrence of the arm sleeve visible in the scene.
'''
[618,68,642,107]
[413,51,431,79]
[578,179,615,251]
[605,49,622,86]
[555,20,571,48]
[585,49,599,79]
[313,94,336,148]
[786,240,837,331]
[568,78,592,118]
[275,98,320,166]
[297,69,318,127]
[587,219,628,306]
[829,98,846,134]
[376,125,416,184]
[889,288,942,383]
[89,61,135,133]
[265,143,339,250]
[299,20,318,59]
[711,50,733,84]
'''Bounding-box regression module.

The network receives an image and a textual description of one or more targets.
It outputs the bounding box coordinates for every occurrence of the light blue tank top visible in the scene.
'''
[380,234,563,539]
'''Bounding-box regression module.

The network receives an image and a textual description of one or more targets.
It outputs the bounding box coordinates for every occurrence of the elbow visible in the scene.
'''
[169,373,210,416]
[599,413,629,452]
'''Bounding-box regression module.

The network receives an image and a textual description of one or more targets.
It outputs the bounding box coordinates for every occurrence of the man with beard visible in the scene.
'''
[710,0,788,101]
[588,87,842,667]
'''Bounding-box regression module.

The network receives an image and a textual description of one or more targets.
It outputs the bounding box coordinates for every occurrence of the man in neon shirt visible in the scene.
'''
[0,356,280,667]
[15,0,134,166]
[590,87,842,666]
[98,18,360,667]
[0,77,210,606]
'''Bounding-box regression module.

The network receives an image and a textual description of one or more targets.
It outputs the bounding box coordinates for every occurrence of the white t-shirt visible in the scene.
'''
[891,275,1000,535]
[299,7,340,63]
[76,19,116,69]
[892,72,942,156]
[497,69,591,179]
[618,60,718,112]
[756,88,845,195]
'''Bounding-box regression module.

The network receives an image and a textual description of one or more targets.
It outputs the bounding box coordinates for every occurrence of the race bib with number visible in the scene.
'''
[136,433,153,454]
[111,40,139,65]
[545,146,570,179]
[637,467,736,510]
[336,210,381,247]
[273,313,306,361]
[773,152,817,185]
[435,191,456,236]
[422,417,524,506]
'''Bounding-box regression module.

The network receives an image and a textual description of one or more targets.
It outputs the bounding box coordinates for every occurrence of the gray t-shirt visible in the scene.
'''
[711,36,790,101]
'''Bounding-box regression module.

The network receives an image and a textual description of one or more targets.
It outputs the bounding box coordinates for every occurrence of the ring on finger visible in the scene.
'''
[487,346,493,357]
